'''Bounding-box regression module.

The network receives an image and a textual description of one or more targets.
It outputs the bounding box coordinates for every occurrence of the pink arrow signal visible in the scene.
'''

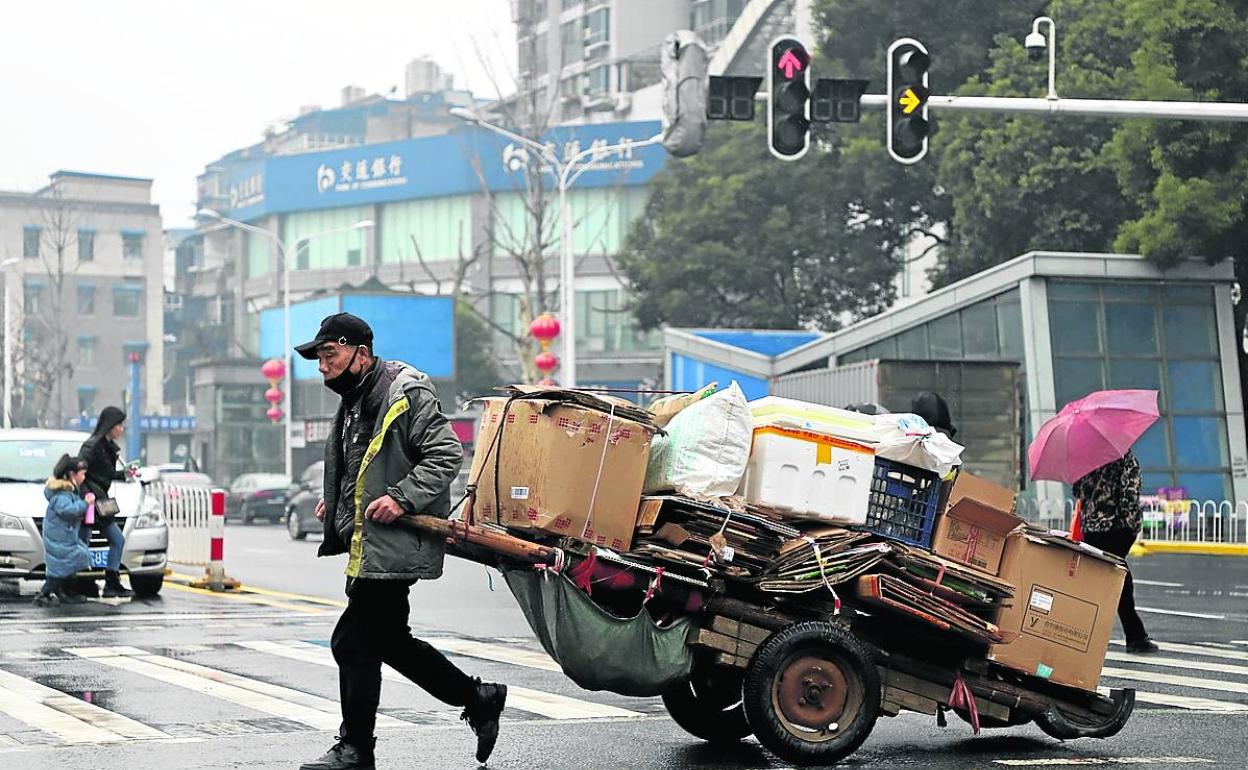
[778,48,805,79]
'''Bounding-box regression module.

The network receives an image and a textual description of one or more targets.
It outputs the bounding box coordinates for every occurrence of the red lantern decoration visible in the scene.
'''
[534,351,559,373]
[264,387,284,405]
[266,406,284,423]
[529,313,561,344]
[261,358,286,382]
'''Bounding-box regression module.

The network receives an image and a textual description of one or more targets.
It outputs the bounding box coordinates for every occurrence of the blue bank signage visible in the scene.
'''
[65,415,198,433]
[217,120,663,220]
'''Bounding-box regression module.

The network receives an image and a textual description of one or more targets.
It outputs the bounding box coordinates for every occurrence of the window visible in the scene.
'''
[23,281,42,314]
[77,284,96,314]
[113,285,143,316]
[77,336,96,366]
[585,65,610,95]
[295,239,310,270]
[560,19,581,65]
[77,387,96,416]
[122,232,144,260]
[347,248,362,267]
[584,8,609,46]
[78,228,95,261]
[23,226,40,259]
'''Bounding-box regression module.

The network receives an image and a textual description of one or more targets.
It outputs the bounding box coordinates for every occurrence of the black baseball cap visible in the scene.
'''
[294,312,374,360]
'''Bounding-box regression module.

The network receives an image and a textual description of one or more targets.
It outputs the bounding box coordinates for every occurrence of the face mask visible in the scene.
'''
[324,345,365,396]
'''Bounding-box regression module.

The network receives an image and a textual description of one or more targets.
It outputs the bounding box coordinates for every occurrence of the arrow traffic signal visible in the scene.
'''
[887,38,931,163]
[768,36,811,161]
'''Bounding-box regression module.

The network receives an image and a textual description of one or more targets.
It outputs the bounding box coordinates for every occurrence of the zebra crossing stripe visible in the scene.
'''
[426,637,562,673]
[1100,666,1248,696]
[62,646,400,731]
[0,667,168,741]
[1104,651,1248,677]
[1110,639,1248,663]
[0,679,136,744]
[237,640,642,720]
[1111,688,1248,714]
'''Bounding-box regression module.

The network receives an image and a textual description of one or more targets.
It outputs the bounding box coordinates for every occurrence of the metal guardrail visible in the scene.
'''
[1015,497,1248,545]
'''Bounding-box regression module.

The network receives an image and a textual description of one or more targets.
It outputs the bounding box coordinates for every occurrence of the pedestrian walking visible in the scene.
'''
[77,406,134,598]
[295,313,507,770]
[33,455,96,607]
[1073,449,1159,654]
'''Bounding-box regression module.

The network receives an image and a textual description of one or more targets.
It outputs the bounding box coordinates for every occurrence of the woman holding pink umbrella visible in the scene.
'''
[1028,389,1162,655]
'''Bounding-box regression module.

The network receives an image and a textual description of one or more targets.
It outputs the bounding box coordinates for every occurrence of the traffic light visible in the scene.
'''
[768,36,811,161]
[887,38,931,164]
[708,76,763,121]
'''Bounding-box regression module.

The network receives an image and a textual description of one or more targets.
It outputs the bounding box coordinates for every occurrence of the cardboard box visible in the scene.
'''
[468,397,653,551]
[931,473,1022,575]
[988,530,1127,691]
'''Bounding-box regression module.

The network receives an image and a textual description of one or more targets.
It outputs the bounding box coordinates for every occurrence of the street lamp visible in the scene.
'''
[196,209,374,479]
[449,107,661,388]
[1,256,20,428]
[1024,16,1058,100]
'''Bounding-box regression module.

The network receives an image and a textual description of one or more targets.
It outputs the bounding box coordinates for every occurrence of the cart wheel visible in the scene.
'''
[743,621,880,767]
[662,668,751,744]
[1034,689,1135,741]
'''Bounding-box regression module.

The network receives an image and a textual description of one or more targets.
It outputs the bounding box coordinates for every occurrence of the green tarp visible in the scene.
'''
[503,567,694,697]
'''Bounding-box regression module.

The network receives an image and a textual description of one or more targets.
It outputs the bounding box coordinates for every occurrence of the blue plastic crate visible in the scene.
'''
[864,458,943,547]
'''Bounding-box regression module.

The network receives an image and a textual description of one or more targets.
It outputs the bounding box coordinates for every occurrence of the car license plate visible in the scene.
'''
[89,548,110,568]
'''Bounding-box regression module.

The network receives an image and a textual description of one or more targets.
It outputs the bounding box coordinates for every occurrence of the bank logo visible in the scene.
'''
[316,164,337,193]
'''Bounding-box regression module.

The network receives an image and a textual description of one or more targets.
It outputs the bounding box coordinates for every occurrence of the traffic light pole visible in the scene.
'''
[859,93,1248,122]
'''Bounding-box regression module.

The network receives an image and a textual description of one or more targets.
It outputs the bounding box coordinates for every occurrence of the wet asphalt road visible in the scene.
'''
[0,523,1244,770]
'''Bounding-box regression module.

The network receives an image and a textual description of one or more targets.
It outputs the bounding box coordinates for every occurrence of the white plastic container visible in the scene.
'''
[738,423,876,524]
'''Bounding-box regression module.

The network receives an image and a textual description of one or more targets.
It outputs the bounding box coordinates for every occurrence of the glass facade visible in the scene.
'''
[491,186,649,258]
[490,289,658,354]
[1048,281,1230,500]
[840,290,1023,364]
[380,195,473,264]
[280,206,370,272]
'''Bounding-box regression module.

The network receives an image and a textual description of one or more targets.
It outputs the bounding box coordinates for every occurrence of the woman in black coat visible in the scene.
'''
[77,406,134,598]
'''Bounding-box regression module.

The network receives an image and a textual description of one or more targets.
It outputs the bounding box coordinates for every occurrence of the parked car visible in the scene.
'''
[0,429,168,596]
[285,461,324,540]
[226,472,292,524]
[143,463,214,489]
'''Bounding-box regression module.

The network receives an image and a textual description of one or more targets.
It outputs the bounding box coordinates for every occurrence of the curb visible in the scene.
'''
[1132,541,1248,557]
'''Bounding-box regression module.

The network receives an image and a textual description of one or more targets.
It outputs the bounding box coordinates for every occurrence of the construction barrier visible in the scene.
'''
[155,482,238,590]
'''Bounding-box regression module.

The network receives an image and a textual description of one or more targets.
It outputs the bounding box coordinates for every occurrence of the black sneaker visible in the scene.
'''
[56,590,87,605]
[102,583,134,599]
[32,592,60,607]
[299,738,375,770]
[462,681,507,764]
[1125,638,1160,654]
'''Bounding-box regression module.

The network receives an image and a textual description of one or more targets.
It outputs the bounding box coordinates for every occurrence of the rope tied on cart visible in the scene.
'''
[533,547,567,581]
[642,567,665,605]
[580,401,618,542]
[803,535,842,615]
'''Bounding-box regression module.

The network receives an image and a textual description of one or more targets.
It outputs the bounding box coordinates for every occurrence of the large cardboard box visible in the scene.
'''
[989,530,1127,691]
[468,397,653,551]
[931,472,1022,575]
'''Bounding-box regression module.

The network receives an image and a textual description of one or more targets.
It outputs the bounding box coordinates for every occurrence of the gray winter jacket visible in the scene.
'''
[317,361,463,580]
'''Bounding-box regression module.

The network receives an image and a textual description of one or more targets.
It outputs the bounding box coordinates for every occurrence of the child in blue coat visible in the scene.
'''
[34,454,97,607]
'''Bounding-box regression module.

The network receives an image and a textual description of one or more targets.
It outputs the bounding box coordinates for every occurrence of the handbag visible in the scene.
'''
[94,497,121,523]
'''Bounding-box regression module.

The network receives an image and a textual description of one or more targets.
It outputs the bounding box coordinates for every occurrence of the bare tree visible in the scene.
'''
[20,181,85,427]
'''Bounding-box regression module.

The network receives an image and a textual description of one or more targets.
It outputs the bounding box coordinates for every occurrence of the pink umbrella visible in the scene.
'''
[1028,389,1160,484]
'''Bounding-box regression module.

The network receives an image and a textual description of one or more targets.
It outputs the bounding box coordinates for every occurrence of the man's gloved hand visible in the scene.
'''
[364,494,404,524]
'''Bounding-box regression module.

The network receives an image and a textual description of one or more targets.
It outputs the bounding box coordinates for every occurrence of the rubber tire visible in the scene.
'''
[287,508,307,540]
[129,573,163,597]
[661,671,752,744]
[743,621,881,767]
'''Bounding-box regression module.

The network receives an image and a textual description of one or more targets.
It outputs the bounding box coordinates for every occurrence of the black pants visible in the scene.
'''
[332,578,476,747]
[1082,529,1149,644]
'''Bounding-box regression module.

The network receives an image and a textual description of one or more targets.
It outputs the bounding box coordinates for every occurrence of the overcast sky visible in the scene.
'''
[0,1,517,227]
